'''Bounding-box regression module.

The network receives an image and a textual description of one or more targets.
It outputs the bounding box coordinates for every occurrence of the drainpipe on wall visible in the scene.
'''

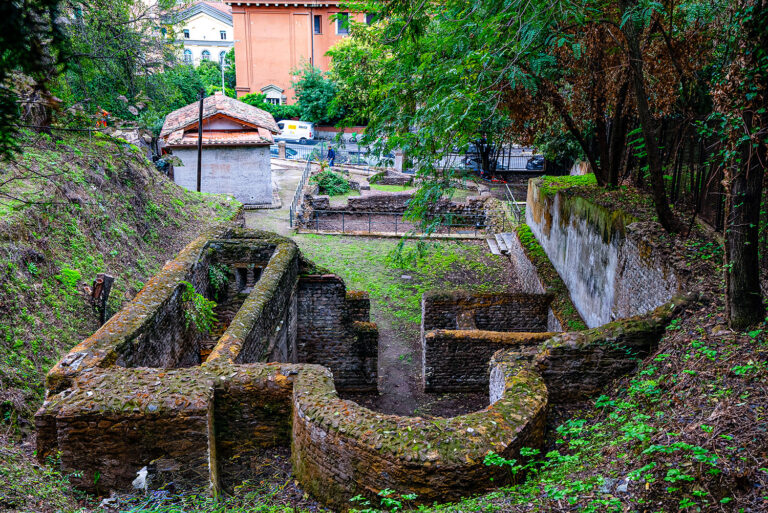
[196,89,204,192]
[310,6,315,66]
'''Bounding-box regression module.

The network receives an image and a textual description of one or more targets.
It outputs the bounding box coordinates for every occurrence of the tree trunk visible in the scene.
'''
[723,0,767,329]
[725,138,765,329]
[620,0,682,232]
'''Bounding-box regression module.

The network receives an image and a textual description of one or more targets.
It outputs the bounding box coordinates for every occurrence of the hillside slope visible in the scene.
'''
[0,130,240,511]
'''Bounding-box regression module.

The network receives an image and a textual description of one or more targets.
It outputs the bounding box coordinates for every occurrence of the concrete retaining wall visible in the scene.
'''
[526,179,682,327]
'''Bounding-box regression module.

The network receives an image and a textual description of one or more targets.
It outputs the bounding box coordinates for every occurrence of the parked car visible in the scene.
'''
[526,155,545,170]
[269,145,298,159]
[275,120,315,145]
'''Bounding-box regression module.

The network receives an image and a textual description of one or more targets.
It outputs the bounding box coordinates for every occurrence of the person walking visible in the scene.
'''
[327,146,336,167]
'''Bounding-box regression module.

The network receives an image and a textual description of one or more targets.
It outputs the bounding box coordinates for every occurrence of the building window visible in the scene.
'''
[365,13,376,25]
[183,29,190,39]
[201,50,210,61]
[266,98,280,105]
[220,30,227,40]
[335,12,349,35]
[313,15,322,34]
[183,49,192,64]
[219,51,227,64]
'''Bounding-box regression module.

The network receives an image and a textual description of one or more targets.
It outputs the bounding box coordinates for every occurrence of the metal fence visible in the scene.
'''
[273,142,393,169]
[289,159,312,228]
[438,147,539,172]
[301,211,501,237]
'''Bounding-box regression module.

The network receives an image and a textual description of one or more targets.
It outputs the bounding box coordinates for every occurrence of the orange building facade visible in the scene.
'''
[228,1,364,104]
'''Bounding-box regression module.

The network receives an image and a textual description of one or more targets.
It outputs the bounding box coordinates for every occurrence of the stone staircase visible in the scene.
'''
[486,233,515,255]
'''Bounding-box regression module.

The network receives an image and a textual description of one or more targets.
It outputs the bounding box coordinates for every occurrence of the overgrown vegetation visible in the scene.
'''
[311,170,351,196]
[0,130,239,427]
[515,224,587,331]
[180,281,217,334]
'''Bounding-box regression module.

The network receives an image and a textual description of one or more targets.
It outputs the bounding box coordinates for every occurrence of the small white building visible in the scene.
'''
[160,92,279,205]
[174,1,233,66]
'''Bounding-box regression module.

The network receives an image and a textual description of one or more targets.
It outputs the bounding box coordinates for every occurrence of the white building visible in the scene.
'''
[160,92,279,205]
[174,1,233,66]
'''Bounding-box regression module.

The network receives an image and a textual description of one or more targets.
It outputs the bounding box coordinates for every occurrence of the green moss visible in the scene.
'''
[515,224,587,331]
[537,174,597,197]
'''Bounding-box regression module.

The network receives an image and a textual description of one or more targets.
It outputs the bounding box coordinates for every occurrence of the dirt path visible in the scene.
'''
[244,160,307,235]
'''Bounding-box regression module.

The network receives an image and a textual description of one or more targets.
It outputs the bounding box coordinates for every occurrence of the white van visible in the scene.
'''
[275,120,315,145]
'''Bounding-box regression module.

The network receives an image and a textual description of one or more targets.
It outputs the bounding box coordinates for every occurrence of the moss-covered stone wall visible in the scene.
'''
[423,329,555,393]
[36,224,689,511]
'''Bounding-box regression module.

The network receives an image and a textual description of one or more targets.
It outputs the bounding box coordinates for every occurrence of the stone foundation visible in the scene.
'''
[37,223,692,510]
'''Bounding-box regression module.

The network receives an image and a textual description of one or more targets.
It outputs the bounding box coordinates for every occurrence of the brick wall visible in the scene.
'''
[290,361,547,510]
[421,290,553,332]
[296,275,378,392]
[423,330,554,392]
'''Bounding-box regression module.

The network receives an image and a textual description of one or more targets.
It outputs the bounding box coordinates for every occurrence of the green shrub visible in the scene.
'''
[180,281,218,334]
[240,92,302,120]
[368,171,385,184]
[311,170,351,196]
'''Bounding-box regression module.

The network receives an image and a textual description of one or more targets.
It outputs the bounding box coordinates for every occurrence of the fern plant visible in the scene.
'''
[208,263,229,300]
[179,281,218,334]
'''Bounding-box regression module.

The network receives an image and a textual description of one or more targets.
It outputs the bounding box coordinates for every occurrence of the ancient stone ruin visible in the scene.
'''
[37,225,688,510]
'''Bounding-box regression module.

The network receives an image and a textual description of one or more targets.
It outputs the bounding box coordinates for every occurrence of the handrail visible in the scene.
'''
[289,159,312,228]
[504,184,525,224]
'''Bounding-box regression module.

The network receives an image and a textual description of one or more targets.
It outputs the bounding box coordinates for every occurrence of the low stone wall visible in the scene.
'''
[370,169,414,186]
[423,330,555,392]
[290,361,548,510]
[526,178,683,327]
[46,224,234,394]
[421,290,553,332]
[37,222,692,511]
[37,228,379,493]
[490,294,692,404]
[347,192,413,212]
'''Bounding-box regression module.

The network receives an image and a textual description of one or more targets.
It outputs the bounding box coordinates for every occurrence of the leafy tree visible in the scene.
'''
[292,64,338,124]
[53,0,198,129]
[708,0,768,328]
[0,0,66,159]
[196,60,223,89]
[239,92,301,121]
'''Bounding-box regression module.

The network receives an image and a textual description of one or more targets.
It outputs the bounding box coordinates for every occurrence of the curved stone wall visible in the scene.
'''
[37,222,691,510]
[290,361,547,510]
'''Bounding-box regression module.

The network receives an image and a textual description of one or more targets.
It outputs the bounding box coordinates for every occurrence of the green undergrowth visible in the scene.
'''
[0,130,239,426]
[294,235,514,334]
[515,224,586,330]
[415,298,768,512]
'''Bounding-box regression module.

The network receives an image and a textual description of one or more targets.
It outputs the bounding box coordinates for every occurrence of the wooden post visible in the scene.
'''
[196,90,204,192]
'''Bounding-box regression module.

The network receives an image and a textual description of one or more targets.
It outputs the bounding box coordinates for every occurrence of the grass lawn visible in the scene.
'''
[293,235,514,332]
[369,184,415,193]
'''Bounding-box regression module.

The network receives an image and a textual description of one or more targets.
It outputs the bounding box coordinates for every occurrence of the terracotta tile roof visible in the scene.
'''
[165,128,273,147]
[160,93,279,137]
[200,1,232,15]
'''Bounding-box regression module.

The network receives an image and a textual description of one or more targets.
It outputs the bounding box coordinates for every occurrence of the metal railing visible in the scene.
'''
[289,159,312,228]
[302,210,488,237]
[273,143,393,170]
[504,184,526,224]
